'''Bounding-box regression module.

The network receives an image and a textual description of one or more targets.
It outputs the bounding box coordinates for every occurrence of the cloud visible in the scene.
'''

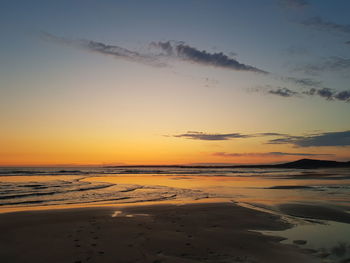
[259,84,350,103]
[279,0,309,9]
[255,132,289,137]
[334,90,350,101]
[301,17,350,34]
[41,32,165,67]
[42,32,267,74]
[173,131,252,141]
[303,88,350,102]
[314,88,333,100]
[268,131,350,147]
[151,41,268,74]
[213,151,331,157]
[299,57,350,75]
[172,131,288,141]
[173,130,350,148]
[283,77,322,87]
[268,87,299,97]
[303,88,333,100]
[345,41,350,45]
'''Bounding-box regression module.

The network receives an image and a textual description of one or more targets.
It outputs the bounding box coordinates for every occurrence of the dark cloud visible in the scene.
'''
[315,88,334,100]
[334,90,350,101]
[151,41,268,74]
[173,131,252,141]
[41,32,165,67]
[345,41,350,45]
[268,87,299,97]
[279,0,309,9]
[303,88,350,102]
[268,131,350,147]
[213,151,330,157]
[172,131,287,141]
[173,130,350,148]
[258,84,350,103]
[301,17,350,34]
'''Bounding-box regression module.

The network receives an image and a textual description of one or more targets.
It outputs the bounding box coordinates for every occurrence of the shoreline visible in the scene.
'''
[0,201,321,263]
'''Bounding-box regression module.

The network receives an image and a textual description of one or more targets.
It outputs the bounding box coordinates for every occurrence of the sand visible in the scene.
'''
[0,202,320,263]
[278,203,350,223]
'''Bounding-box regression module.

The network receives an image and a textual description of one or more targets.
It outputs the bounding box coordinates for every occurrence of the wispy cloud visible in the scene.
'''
[283,77,322,87]
[213,151,331,157]
[172,131,253,141]
[301,17,350,34]
[279,0,309,9]
[42,32,267,74]
[172,131,286,141]
[41,32,165,67]
[258,85,350,102]
[173,130,350,148]
[297,56,350,75]
[268,130,350,147]
[256,132,290,137]
[150,41,268,74]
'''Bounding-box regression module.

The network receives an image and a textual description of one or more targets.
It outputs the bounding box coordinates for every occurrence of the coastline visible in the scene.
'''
[0,202,320,263]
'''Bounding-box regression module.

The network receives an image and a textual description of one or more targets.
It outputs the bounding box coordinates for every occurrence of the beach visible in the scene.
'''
[0,202,321,263]
[1,167,350,263]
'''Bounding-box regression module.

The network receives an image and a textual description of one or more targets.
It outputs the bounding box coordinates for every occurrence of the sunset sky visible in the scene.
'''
[1,0,350,166]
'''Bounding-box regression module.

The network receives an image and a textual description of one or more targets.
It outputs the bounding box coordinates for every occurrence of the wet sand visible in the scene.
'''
[277,203,350,223]
[0,202,320,263]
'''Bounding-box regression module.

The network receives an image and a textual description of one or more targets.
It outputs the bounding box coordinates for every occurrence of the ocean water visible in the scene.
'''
[0,167,350,211]
[1,166,350,262]
[1,166,349,210]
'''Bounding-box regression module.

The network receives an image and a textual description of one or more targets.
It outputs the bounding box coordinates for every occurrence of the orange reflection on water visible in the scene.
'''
[83,175,350,206]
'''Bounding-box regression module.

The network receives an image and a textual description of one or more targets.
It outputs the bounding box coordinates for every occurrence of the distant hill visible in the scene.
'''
[106,159,350,169]
[272,159,350,169]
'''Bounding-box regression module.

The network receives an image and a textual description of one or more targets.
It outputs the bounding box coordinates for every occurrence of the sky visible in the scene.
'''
[1,0,350,166]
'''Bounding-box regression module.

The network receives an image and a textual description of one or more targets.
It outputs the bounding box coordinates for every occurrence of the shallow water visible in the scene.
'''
[260,220,350,263]
[1,166,349,210]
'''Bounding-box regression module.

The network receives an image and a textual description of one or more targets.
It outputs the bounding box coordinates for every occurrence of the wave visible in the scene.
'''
[0,182,114,201]
[0,169,88,176]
